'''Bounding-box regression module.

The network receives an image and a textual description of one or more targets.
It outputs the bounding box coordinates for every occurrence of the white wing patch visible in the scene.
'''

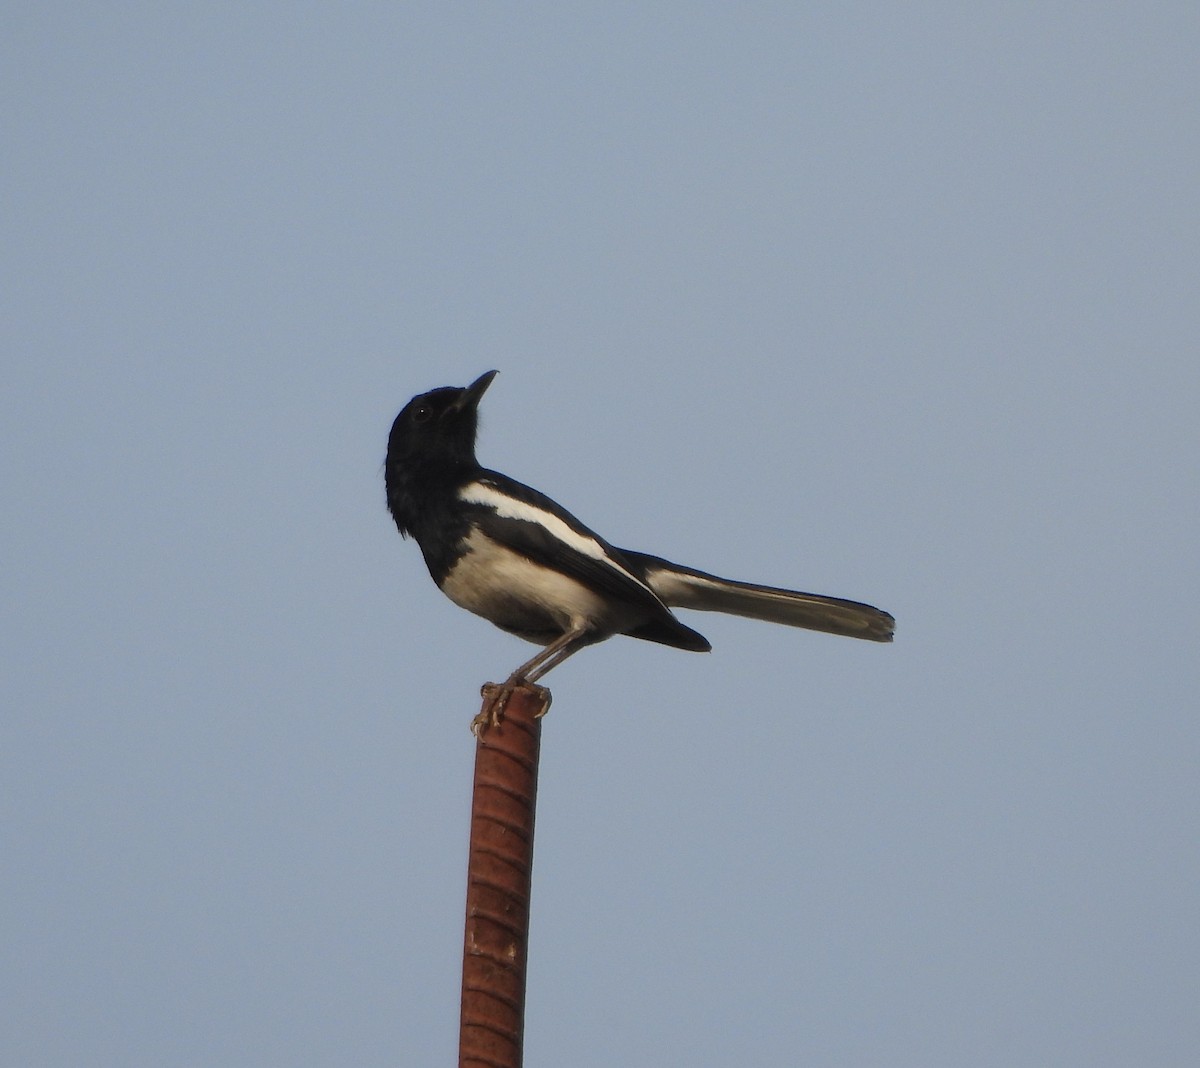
[459,479,650,591]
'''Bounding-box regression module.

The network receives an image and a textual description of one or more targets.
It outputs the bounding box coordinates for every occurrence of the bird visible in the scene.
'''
[385,370,893,732]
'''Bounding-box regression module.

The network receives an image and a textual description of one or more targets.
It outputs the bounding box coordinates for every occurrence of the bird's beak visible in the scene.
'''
[454,370,498,412]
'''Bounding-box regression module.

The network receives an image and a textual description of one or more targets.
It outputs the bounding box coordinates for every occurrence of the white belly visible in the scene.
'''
[440,528,626,642]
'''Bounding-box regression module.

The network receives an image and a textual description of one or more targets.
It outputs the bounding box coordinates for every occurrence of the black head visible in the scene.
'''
[386,371,497,536]
[386,370,497,471]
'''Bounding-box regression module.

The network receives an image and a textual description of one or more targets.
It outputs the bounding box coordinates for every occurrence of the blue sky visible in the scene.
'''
[4,5,1198,1065]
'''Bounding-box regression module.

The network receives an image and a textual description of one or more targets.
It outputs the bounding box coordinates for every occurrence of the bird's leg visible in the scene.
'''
[472,624,590,735]
[474,680,552,736]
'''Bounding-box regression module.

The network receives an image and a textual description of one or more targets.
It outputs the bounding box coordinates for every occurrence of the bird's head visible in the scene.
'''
[386,369,497,475]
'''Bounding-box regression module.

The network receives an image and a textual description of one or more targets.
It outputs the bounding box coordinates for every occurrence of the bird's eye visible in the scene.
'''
[413,404,433,423]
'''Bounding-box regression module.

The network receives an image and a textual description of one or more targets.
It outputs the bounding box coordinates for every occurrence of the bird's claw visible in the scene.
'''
[472,679,552,736]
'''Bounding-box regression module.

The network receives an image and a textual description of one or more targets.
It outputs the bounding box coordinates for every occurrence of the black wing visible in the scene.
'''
[459,472,710,650]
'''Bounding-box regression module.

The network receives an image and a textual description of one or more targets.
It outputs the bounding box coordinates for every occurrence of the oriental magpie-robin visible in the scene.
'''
[386,371,893,729]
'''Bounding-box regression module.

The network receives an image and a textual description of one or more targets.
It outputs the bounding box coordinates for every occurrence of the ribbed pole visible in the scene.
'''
[459,686,545,1068]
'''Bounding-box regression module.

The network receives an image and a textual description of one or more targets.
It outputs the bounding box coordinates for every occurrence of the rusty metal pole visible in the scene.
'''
[459,685,545,1068]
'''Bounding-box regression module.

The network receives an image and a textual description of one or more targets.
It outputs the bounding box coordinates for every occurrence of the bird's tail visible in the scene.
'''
[622,550,894,643]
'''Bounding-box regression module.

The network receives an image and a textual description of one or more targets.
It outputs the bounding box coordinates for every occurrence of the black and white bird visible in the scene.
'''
[385,371,893,729]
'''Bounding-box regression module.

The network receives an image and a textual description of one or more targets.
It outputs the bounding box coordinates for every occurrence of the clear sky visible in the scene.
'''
[5,5,1198,1066]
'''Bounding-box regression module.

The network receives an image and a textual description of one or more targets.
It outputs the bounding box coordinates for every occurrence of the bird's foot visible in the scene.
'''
[473,678,553,736]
